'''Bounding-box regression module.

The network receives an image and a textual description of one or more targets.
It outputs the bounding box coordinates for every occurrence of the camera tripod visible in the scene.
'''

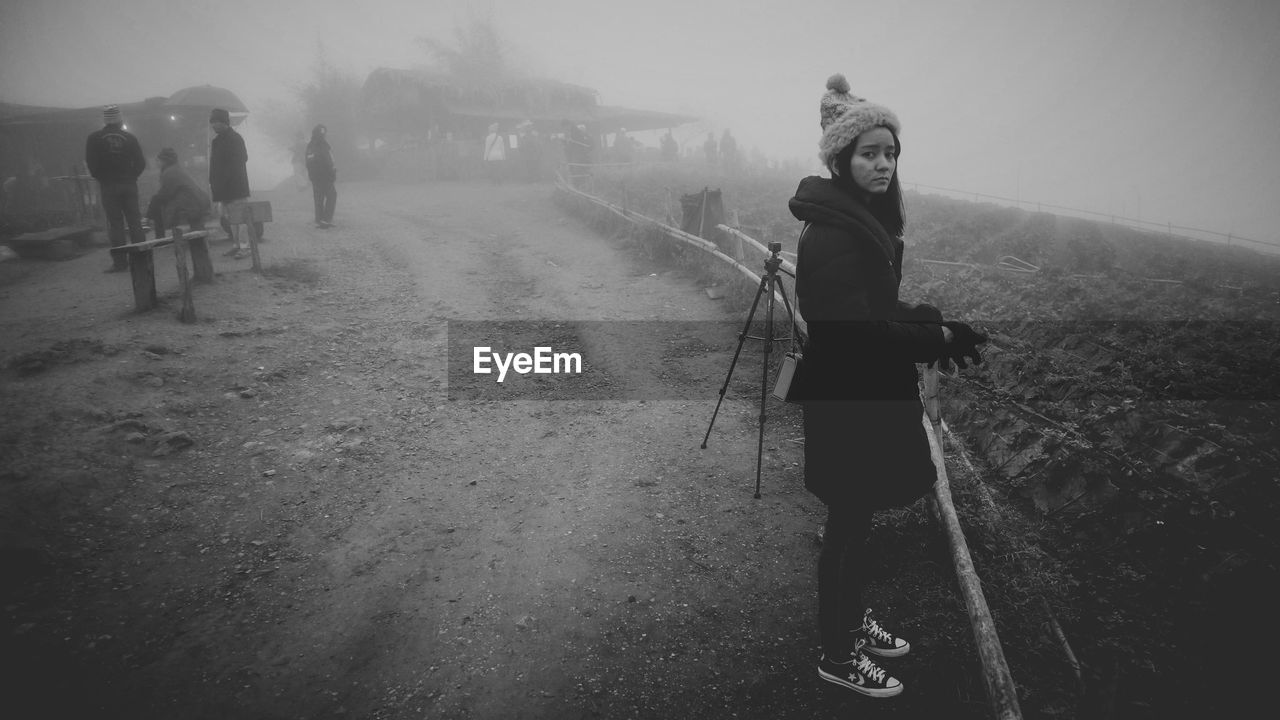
[701,242,799,498]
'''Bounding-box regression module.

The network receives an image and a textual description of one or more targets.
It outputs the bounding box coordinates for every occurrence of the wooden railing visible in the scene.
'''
[923,368,1024,719]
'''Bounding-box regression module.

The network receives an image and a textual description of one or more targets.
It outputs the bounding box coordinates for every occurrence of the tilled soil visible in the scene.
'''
[3,180,1063,719]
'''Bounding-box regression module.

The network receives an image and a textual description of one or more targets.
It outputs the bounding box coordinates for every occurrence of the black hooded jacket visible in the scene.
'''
[788,175,946,401]
[209,127,250,202]
[788,175,947,509]
[305,127,335,184]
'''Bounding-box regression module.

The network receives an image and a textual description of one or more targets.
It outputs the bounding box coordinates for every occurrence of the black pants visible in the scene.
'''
[312,180,336,223]
[99,181,145,266]
[818,503,873,657]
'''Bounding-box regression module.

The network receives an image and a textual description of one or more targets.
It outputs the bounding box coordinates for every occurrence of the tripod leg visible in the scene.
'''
[778,280,798,340]
[702,275,771,449]
[754,275,776,498]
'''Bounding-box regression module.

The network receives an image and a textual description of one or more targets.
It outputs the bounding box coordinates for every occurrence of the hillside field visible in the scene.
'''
[578,163,1280,717]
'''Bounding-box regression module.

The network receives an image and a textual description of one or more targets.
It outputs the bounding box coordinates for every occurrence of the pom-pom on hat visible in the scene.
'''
[102,105,122,125]
[209,107,231,124]
[817,73,901,168]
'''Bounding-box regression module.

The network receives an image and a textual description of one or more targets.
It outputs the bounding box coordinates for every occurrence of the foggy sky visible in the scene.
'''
[2,0,1278,246]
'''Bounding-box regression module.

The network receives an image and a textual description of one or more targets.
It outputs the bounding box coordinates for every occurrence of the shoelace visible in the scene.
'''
[854,652,887,683]
[865,617,894,644]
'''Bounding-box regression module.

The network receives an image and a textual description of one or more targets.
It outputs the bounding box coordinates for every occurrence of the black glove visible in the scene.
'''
[940,321,988,369]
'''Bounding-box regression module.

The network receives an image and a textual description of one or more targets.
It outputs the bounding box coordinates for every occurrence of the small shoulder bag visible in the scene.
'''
[771,224,808,403]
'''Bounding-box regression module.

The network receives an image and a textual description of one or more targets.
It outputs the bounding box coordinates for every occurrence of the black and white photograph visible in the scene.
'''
[2,0,1278,717]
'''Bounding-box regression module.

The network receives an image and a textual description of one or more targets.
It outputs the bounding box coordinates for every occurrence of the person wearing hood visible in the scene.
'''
[306,124,337,228]
[146,147,210,238]
[788,74,987,698]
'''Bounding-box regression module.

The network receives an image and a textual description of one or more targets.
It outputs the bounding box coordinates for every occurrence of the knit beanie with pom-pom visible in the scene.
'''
[817,73,901,168]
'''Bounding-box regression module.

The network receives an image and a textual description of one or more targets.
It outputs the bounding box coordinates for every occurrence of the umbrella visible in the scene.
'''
[165,85,249,114]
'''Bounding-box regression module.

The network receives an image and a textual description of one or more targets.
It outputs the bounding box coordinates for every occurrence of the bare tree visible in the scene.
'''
[297,43,362,171]
[415,15,510,81]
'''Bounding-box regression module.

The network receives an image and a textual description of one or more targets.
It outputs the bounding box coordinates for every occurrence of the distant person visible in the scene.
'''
[579,124,597,164]
[4,157,55,214]
[146,147,210,238]
[483,123,507,183]
[560,119,587,184]
[208,107,253,259]
[789,73,986,698]
[306,124,337,228]
[85,104,146,272]
[660,130,678,162]
[703,131,718,167]
[516,121,543,182]
[720,128,739,172]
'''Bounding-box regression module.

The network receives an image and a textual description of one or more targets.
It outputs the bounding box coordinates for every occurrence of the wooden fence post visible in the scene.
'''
[244,205,262,273]
[188,233,214,283]
[172,229,196,323]
[922,366,943,526]
[229,200,263,272]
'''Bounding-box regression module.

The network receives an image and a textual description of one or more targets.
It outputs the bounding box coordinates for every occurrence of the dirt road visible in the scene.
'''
[6,180,953,720]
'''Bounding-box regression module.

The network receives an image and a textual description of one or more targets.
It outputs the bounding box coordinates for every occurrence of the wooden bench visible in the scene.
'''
[4,225,95,260]
[115,230,211,320]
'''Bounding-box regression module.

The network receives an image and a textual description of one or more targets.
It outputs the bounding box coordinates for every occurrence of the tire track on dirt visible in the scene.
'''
[233,182,772,718]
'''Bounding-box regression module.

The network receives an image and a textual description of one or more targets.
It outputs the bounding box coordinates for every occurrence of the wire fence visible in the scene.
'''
[908,181,1280,254]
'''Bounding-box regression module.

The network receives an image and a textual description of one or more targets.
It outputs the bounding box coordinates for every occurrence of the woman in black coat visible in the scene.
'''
[306,124,337,228]
[789,74,986,698]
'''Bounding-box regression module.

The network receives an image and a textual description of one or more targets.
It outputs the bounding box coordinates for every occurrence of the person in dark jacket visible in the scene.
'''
[146,147,211,237]
[305,124,337,228]
[85,105,147,271]
[208,107,253,258]
[561,120,591,187]
[660,130,678,163]
[789,73,986,698]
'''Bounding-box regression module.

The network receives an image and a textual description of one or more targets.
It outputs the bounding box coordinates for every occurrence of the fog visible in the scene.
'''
[3,0,1278,245]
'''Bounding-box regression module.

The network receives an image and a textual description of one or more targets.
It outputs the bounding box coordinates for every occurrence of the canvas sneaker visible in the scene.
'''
[817,639,903,698]
[859,608,911,658]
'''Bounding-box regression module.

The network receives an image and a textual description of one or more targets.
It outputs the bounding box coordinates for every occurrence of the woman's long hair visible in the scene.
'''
[829,129,906,238]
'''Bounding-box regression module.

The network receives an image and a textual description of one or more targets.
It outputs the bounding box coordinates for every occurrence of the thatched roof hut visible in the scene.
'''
[362,67,696,138]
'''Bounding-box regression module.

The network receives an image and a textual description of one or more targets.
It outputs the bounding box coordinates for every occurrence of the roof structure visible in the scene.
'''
[0,87,249,128]
[362,67,697,134]
[0,86,249,181]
